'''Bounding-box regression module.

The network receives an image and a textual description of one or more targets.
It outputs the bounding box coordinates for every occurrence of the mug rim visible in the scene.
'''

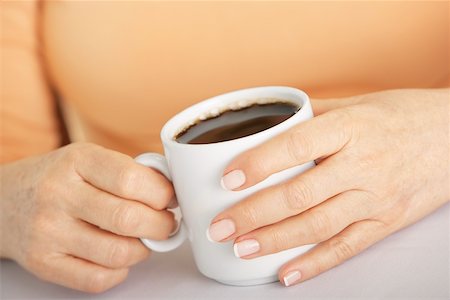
[161,86,310,149]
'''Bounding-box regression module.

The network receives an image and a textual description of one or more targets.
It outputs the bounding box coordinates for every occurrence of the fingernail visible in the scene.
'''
[168,198,178,209]
[207,219,236,242]
[283,270,302,287]
[221,170,246,190]
[233,239,260,258]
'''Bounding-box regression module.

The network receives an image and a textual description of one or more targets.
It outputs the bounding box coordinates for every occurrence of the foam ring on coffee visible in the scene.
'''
[176,97,297,135]
[174,98,300,144]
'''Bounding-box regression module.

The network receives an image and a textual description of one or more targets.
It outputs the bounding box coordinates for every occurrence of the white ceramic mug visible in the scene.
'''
[135,86,315,286]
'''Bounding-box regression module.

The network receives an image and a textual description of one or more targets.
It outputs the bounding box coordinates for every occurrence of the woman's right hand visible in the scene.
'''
[0,143,176,293]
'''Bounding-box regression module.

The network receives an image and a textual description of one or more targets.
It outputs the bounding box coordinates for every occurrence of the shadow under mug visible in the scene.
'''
[135,86,315,286]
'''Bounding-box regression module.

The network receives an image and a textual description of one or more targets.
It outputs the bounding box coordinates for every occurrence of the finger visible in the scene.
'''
[63,219,150,269]
[278,219,390,287]
[221,109,354,190]
[33,254,128,293]
[74,144,174,210]
[232,190,372,258]
[311,99,338,116]
[70,181,176,239]
[311,96,363,116]
[209,157,352,242]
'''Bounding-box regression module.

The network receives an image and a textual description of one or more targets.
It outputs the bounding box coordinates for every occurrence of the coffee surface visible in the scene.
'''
[176,102,299,144]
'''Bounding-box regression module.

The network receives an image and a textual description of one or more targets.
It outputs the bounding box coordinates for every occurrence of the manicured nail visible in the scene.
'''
[207,219,236,242]
[283,270,302,287]
[221,170,246,190]
[233,239,260,258]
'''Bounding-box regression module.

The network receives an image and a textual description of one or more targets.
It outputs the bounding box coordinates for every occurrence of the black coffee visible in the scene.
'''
[175,101,300,144]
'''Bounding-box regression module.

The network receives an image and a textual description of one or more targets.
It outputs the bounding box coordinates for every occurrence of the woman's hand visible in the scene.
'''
[207,89,449,286]
[0,143,175,293]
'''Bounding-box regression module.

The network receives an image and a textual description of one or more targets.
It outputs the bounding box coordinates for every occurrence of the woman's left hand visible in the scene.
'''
[207,88,449,287]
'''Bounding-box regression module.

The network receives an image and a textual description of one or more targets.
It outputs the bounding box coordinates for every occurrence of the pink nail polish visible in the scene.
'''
[221,170,246,190]
[233,239,260,258]
[283,270,302,287]
[207,219,236,242]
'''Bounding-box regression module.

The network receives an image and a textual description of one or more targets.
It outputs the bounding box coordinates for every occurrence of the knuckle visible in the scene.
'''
[60,143,85,163]
[239,204,262,229]
[52,143,94,175]
[286,129,313,163]
[309,210,333,239]
[331,107,351,126]
[332,108,353,126]
[329,237,355,263]
[242,152,268,181]
[283,180,313,212]
[112,204,140,235]
[108,241,131,268]
[319,108,355,152]
[335,108,358,145]
[70,142,98,152]
[268,228,291,253]
[116,168,139,196]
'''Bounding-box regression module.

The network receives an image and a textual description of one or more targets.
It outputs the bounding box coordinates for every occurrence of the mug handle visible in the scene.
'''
[134,153,188,252]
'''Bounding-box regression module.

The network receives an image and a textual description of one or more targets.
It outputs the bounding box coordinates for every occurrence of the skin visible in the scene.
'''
[210,88,449,286]
[2,1,448,294]
[0,143,176,293]
[1,89,448,292]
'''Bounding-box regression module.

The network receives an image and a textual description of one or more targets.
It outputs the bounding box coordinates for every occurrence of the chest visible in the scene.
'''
[42,1,448,136]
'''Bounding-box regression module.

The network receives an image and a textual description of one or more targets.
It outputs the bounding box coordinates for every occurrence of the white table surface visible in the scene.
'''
[1,203,449,300]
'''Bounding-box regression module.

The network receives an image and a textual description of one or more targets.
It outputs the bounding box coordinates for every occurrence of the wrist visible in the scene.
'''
[0,164,14,259]
[0,159,35,261]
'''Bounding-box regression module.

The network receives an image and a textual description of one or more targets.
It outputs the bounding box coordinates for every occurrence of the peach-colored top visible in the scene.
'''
[1,1,449,162]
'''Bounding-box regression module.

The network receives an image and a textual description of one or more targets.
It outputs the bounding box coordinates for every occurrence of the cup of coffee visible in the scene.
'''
[135,86,315,286]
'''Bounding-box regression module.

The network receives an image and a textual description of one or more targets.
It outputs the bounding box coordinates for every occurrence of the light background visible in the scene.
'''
[1,203,449,300]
